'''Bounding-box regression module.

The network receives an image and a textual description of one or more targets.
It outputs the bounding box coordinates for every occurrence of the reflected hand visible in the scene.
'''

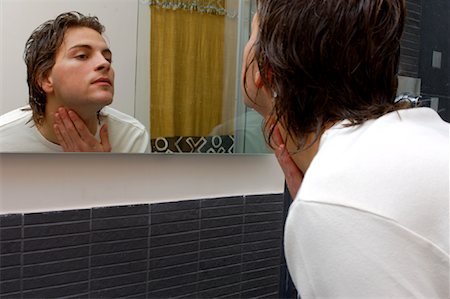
[269,122,304,199]
[53,107,111,152]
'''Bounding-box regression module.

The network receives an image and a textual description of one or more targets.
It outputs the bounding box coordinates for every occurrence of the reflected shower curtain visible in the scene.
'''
[149,0,225,139]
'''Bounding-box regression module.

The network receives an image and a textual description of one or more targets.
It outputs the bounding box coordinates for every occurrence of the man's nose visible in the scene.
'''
[95,54,111,71]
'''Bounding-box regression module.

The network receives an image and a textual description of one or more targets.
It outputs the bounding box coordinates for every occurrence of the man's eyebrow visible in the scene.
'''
[68,44,112,55]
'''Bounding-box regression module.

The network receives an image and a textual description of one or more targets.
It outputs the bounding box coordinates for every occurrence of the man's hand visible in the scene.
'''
[53,107,111,152]
[269,123,304,199]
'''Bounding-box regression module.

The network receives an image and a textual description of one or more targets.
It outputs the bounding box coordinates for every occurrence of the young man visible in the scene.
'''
[242,0,449,297]
[0,12,149,153]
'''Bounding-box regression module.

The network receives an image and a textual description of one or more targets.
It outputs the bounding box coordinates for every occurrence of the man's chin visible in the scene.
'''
[93,96,113,108]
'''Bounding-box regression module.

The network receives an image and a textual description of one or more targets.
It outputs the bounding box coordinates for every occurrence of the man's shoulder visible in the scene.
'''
[0,106,33,128]
[101,107,144,125]
[101,106,147,132]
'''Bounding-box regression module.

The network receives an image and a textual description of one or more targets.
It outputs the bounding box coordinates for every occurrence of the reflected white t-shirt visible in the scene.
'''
[284,108,449,298]
[0,106,149,153]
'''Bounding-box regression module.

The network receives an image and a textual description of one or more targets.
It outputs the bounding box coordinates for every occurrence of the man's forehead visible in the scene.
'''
[61,27,109,49]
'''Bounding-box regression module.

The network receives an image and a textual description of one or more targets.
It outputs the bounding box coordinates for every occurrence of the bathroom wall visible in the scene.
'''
[1,193,287,298]
[0,154,286,298]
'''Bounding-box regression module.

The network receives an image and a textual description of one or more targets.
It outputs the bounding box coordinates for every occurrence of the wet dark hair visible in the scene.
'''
[248,0,408,150]
[24,11,104,125]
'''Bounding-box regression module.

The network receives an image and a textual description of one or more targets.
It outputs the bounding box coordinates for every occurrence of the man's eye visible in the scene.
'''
[76,54,88,60]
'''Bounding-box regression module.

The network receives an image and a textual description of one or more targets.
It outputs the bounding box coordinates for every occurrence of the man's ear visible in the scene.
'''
[40,72,54,93]
[255,65,274,88]
[254,69,264,88]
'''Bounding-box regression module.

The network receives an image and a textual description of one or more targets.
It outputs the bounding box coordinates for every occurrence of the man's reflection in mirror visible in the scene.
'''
[0,12,149,153]
[209,109,271,154]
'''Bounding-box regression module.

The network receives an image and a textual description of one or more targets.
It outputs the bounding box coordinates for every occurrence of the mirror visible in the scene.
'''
[1,0,449,154]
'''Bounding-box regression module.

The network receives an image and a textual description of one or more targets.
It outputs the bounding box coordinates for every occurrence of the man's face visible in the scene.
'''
[241,14,272,118]
[44,26,115,113]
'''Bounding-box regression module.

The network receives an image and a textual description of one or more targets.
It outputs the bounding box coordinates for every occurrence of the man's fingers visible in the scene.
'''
[53,124,70,150]
[58,108,80,139]
[54,113,77,150]
[53,107,111,152]
[275,143,303,199]
[67,110,97,147]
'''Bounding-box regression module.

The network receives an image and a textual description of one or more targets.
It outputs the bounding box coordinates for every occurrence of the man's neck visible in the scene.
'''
[37,103,99,145]
[279,122,334,175]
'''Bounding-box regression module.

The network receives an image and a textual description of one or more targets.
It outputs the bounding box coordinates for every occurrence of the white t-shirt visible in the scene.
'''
[284,107,449,298]
[0,106,149,153]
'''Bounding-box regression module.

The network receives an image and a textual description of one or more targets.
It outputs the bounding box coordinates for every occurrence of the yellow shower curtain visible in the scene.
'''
[149,1,226,138]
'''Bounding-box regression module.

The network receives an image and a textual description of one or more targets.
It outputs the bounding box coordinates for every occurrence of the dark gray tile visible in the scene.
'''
[92,215,148,231]
[201,205,244,219]
[241,283,279,298]
[0,253,20,267]
[151,209,200,225]
[242,258,280,272]
[245,194,283,204]
[151,200,199,213]
[242,239,281,252]
[0,227,21,241]
[198,282,241,299]
[91,260,147,279]
[0,240,21,254]
[244,213,283,224]
[0,214,22,227]
[23,269,88,290]
[199,244,241,260]
[147,282,197,298]
[23,257,89,278]
[0,279,21,295]
[201,196,243,208]
[23,233,90,252]
[241,266,280,282]
[242,248,281,263]
[22,281,89,298]
[24,209,90,225]
[148,252,198,269]
[244,221,283,234]
[92,204,148,218]
[23,245,89,265]
[24,221,90,238]
[200,225,242,239]
[199,255,241,270]
[199,235,241,250]
[90,271,147,291]
[198,273,241,291]
[243,230,282,243]
[198,264,241,281]
[91,238,148,255]
[91,248,147,267]
[0,291,22,298]
[91,227,148,243]
[257,292,280,299]
[147,272,197,291]
[201,215,243,229]
[149,241,198,259]
[150,231,199,247]
[90,282,146,299]
[148,262,198,280]
[244,203,283,214]
[0,266,20,281]
[150,220,199,236]
[125,292,147,299]
[241,276,279,292]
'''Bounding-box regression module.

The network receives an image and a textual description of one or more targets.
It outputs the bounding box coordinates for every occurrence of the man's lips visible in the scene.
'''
[92,77,112,86]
